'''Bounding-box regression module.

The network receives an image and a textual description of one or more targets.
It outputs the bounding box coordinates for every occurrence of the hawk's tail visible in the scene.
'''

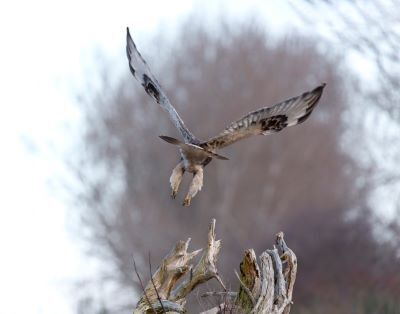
[159,135,181,145]
[159,136,229,160]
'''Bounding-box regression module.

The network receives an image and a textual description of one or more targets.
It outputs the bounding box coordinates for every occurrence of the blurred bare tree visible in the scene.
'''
[291,0,400,223]
[292,0,400,119]
[71,19,400,313]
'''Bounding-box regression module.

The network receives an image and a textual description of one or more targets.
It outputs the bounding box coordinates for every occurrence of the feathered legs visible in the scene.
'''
[183,167,203,207]
[170,163,204,206]
[170,162,185,199]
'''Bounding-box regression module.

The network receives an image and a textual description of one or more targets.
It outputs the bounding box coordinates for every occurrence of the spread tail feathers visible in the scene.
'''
[159,136,229,160]
[159,135,181,145]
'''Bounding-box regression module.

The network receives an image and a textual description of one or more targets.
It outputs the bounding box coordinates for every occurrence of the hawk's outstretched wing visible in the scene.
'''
[126,27,195,143]
[202,84,326,150]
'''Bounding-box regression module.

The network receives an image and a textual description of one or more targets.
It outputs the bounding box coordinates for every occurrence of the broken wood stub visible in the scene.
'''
[234,231,297,314]
[171,219,225,302]
[235,249,260,310]
[134,237,200,313]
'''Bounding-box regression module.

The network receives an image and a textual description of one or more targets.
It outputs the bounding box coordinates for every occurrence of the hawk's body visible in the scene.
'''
[126,28,326,206]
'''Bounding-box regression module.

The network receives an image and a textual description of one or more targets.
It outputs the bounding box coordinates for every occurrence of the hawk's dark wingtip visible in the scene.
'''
[126,27,137,53]
[312,83,326,94]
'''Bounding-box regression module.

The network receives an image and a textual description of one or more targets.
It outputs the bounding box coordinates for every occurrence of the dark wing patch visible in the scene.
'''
[142,74,160,103]
[202,83,326,150]
[260,114,288,132]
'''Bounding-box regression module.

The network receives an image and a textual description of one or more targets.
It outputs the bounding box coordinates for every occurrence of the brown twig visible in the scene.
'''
[149,252,166,313]
[133,258,157,314]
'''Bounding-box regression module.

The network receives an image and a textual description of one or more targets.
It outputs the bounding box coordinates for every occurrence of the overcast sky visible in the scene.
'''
[3,0,395,312]
[0,1,311,313]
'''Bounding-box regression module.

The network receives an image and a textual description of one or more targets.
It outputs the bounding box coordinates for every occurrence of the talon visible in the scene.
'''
[182,197,191,207]
[171,190,177,199]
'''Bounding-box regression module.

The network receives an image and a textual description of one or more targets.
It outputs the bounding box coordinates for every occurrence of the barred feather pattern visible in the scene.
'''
[202,84,326,150]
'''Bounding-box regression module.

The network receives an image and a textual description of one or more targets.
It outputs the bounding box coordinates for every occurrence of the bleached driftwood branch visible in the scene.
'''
[232,231,297,314]
[133,220,297,314]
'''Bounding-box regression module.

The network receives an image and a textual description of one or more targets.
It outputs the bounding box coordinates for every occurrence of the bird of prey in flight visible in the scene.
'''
[126,27,326,206]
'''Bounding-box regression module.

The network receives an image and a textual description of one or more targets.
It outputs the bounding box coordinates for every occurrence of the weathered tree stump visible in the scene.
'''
[133,219,297,314]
